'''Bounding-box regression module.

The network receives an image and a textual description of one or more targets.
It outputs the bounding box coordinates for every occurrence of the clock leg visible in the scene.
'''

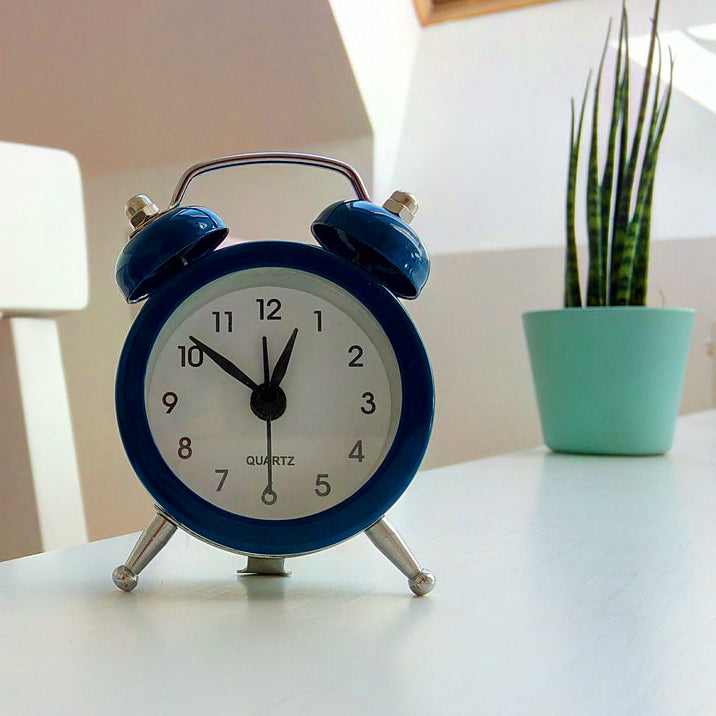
[112,511,177,591]
[365,517,435,596]
[238,556,291,576]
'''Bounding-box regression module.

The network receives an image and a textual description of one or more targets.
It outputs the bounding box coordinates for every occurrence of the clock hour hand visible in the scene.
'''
[188,336,259,391]
[270,328,299,387]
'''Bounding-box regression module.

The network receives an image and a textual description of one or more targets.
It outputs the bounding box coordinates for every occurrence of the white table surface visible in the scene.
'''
[2,411,715,715]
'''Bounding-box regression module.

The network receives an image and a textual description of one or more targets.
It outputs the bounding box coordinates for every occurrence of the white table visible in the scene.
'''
[2,411,715,715]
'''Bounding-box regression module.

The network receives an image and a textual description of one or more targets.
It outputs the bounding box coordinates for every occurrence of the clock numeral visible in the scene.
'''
[314,310,323,333]
[348,345,364,367]
[178,345,203,368]
[361,392,376,415]
[215,468,229,492]
[315,473,331,497]
[162,391,178,414]
[256,298,282,320]
[178,436,193,460]
[212,310,233,333]
[348,440,365,463]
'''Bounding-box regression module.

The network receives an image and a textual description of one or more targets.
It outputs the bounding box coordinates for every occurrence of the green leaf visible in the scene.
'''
[585,22,611,306]
[610,9,632,303]
[631,47,673,304]
[611,0,662,304]
[601,5,627,302]
[612,220,638,304]
[564,77,590,307]
[567,0,669,309]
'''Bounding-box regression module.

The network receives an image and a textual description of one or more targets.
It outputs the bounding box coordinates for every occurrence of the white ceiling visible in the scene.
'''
[0,0,371,175]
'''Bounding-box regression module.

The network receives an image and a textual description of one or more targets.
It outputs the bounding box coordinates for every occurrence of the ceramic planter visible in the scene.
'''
[523,307,694,455]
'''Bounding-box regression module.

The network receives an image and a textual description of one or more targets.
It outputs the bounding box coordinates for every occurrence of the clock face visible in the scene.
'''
[143,266,402,521]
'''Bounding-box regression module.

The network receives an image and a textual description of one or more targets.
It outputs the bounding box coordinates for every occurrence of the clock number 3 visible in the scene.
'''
[361,392,376,414]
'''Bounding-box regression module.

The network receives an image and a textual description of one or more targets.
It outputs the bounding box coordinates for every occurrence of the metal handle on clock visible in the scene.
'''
[169,152,371,209]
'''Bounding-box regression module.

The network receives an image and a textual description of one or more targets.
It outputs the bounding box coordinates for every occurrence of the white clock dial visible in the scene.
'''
[144,267,402,520]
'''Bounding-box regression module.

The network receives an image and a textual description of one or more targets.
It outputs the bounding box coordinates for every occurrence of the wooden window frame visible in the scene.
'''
[414,0,563,26]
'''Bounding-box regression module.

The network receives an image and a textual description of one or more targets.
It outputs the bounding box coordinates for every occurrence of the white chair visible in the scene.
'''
[0,141,88,555]
[710,319,716,407]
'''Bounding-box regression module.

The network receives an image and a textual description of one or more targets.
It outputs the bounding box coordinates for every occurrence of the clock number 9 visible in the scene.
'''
[162,391,178,414]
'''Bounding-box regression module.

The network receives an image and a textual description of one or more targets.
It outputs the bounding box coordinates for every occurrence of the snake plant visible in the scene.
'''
[564,0,673,307]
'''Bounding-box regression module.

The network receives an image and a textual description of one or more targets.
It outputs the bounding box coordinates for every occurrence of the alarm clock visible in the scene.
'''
[111,152,435,595]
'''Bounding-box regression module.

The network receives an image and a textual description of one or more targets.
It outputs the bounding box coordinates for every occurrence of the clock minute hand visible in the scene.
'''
[188,336,259,391]
[270,328,299,387]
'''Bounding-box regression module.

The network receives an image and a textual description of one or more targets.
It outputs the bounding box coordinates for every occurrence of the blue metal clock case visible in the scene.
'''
[115,241,434,557]
[312,200,429,299]
[116,206,229,303]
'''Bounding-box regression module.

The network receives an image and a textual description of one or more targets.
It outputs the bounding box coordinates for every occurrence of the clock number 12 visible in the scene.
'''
[256,298,281,320]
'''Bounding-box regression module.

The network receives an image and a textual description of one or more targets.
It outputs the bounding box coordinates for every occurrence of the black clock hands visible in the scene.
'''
[261,335,271,383]
[190,330,298,507]
[258,332,297,506]
[270,328,299,387]
[188,336,258,391]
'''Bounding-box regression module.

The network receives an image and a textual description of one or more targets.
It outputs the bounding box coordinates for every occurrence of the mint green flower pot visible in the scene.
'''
[523,308,694,455]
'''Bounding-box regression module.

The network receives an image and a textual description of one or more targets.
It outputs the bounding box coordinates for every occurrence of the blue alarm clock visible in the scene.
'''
[111,153,435,595]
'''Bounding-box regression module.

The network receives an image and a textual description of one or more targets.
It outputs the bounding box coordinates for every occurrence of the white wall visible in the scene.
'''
[329,0,421,202]
[392,0,716,254]
[409,237,716,469]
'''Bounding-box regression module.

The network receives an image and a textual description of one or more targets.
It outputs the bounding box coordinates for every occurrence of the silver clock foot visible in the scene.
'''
[112,510,178,591]
[365,517,435,596]
[238,556,291,576]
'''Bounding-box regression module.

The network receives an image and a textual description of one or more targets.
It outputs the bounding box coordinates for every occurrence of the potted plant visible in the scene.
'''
[523,0,694,455]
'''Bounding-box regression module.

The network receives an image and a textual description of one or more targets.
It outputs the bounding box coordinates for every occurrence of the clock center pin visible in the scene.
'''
[250,383,287,422]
